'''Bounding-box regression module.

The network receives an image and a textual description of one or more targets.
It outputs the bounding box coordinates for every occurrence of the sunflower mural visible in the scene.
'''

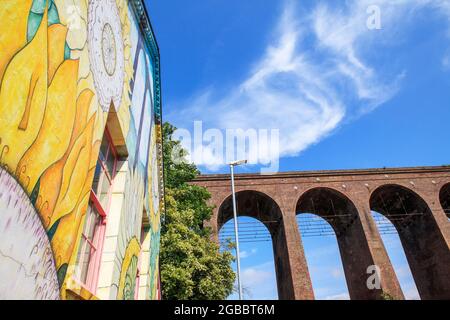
[0,0,163,300]
[111,4,163,300]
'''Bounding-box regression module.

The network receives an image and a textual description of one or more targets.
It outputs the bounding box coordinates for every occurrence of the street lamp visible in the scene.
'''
[229,159,247,300]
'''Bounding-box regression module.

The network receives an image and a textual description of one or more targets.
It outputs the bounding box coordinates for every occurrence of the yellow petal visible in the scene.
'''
[90,140,101,169]
[36,161,64,228]
[51,114,95,225]
[0,0,33,82]
[0,6,48,174]
[51,162,95,271]
[37,90,94,227]
[72,48,90,80]
[48,24,68,84]
[117,238,141,300]
[73,89,95,141]
[51,188,90,271]
[16,59,79,193]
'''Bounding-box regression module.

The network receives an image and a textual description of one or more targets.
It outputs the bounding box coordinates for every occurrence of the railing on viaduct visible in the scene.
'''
[192,166,450,300]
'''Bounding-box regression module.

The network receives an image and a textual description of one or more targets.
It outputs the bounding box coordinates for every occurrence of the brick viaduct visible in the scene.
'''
[192,166,450,300]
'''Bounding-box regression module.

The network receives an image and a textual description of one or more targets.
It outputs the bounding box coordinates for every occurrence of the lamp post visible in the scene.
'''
[229,159,247,300]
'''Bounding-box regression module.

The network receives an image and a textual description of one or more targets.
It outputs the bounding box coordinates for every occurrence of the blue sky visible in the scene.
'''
[145,0,450,299]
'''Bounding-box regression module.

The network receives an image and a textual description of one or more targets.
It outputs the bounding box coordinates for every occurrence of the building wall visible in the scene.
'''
[0,0,163,300]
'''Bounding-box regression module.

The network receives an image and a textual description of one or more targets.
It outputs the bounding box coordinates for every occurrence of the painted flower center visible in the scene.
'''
[102,23,117,76]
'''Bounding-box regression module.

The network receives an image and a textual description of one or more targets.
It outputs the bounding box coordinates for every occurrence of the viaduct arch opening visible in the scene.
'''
[217,190,296,300]
[440,183,450,219]
[219,216,277,299]
[296,188,381,300]
[369,210,419,299]
[295,209,349,299]
[370,184,450,299]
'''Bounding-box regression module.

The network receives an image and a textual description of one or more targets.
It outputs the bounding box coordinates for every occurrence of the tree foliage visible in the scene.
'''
[160,122,235,300]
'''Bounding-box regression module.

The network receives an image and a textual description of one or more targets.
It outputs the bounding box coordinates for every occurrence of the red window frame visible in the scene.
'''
[75,127,118,294]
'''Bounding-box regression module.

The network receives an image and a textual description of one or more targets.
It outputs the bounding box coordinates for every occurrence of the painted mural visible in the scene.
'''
[112,6,163,300]
[0,0,163,300]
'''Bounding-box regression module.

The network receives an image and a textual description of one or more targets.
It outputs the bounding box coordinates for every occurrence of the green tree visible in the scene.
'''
[160,122,235,300]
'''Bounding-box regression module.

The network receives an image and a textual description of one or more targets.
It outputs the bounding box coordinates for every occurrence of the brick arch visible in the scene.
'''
[296,187,359,236]
[216,189,309,300]
[370,184,434,224]
[296,187,389,299]
[217,190,282,236]
[439,183,450,218]
[370,184,450,299]
[295,187,352,299]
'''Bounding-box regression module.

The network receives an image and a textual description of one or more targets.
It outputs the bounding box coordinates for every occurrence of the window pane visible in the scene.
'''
[75,205,101,285]
[100,135,109,162]
[91,161,103,195]
[84,205,101,241]
[97,169,111,210]
[105,147,116,178]
[92,162,111,210]
[76,237,92,284]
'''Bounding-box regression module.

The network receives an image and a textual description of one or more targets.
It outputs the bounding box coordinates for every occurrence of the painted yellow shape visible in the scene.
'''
[64,283,99,300]
[51,114,96,225]
[17,59,79,194]
[0,7,48,175]
[51,157,96,271]
[116,0,133,136]
[36,160,64,227]
[51,185,91,271]
[72,48,90,80]
[90,140,101,169]
[0,0,33,82]
[72,90,95,148]
[37,90,94,227]
[77,73,96,106]
[48,24,68,84]
[117,237,141,300]
[59,138,101,288]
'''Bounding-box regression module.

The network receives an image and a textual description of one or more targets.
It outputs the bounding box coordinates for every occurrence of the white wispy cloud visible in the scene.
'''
[313,286,351,300]
[168,0,450,171]
[331,267,345,280]
[230,261,277,300]
[404,286,421,300]
[240,248,258,259]
[443,54,450,70]
[324,292,351,300]
[241,262,274,288]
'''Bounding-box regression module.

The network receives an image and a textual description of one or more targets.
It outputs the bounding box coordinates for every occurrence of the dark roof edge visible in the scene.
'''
[130,0,160,58]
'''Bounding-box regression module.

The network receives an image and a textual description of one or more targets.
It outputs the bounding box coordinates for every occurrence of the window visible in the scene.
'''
[75,127,118,293]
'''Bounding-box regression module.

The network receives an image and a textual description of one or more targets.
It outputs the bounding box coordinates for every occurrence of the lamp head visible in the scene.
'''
[229,159,248,166]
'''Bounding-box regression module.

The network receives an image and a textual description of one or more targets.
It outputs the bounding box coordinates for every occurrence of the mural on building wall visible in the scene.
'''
[0,0,163,300]
[112,4,162,300]
[0,167,60,300]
